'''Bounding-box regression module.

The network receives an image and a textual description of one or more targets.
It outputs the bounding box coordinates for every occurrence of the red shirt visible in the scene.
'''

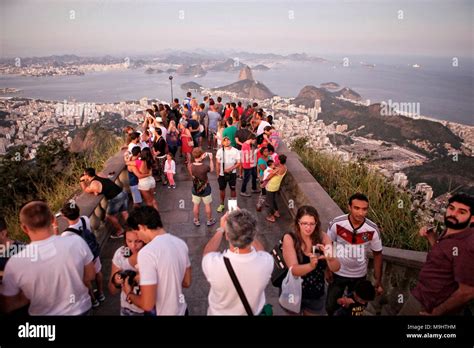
[237,106,244,115]
[241,143,256,169]
[411,227,474,313]
[224,108,232,119]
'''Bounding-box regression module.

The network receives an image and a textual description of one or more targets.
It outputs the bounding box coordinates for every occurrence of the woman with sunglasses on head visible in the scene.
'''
[281,205,340,315]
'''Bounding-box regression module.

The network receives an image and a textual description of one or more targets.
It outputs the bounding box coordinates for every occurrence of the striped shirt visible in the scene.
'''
[327,214,383,278]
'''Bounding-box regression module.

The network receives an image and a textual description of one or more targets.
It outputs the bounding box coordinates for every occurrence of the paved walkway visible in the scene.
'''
[95,144,291,315]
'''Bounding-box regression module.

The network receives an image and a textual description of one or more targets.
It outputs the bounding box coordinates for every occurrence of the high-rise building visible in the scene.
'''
[394,172,409,188]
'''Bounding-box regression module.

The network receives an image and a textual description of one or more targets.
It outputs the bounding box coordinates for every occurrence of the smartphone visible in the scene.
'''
[228,199,238,212]
[312,245,322,256]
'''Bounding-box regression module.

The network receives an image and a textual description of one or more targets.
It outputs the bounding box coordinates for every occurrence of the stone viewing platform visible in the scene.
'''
[56,140,429,316]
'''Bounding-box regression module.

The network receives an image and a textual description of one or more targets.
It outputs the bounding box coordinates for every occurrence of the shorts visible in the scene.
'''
[218,173,237,191]
[138,176,156,191]
[93,257,102,273]
[129,185,142,204]
[301,294,327,315]
[192,193,212,205]
[107,191,128,215]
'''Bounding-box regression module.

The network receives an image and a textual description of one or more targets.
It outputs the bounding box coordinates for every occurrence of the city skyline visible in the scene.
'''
[1,0,472,58]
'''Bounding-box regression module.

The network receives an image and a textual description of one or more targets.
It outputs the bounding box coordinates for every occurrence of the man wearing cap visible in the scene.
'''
[215,136,240,213]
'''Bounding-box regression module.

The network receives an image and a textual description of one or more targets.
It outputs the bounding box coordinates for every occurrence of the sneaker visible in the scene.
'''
[251,189,261,194]
[237,176,243,181]
[97,293,106,302]
[216,204,225,213]
[92,298,100,308]
[240,191,251,197]
[206,218,217,226]
[193,219,201,227]
[172,185,176,189]
[168,185,171,189]
[274,211,281,218]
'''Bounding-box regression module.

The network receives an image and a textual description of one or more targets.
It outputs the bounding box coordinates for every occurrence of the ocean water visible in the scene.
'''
[0,56,472,125]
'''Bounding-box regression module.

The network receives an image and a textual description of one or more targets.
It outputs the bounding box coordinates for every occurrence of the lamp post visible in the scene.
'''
[169,75,174,104]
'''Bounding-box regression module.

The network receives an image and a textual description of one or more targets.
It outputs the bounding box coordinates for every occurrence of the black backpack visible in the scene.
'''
[65,217,101,260]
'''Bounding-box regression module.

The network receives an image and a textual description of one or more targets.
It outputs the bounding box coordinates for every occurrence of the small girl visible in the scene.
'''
[164,153,176,189]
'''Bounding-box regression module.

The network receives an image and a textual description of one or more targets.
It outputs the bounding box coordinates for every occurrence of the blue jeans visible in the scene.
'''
[106,191,128,215]
[241,167,257,193]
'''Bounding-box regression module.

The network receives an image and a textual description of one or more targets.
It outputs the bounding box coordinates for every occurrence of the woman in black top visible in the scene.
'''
[282,205,341,315]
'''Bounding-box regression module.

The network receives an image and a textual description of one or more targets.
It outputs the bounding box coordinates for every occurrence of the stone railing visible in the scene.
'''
[56,149,129,247]
[277,141,428,315]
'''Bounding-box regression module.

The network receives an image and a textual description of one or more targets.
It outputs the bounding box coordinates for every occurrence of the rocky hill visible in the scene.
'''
[238,66,254,81]
[213,79,275,100]
[291,85,330,107]
[181,81,204,91]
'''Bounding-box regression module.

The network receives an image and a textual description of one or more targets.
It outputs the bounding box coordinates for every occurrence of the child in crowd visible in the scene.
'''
[164,153,176,189]
[260,160,275,189]
[334,280,376,316]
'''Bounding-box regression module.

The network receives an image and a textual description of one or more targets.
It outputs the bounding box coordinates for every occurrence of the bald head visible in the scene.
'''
[20,201,53,231]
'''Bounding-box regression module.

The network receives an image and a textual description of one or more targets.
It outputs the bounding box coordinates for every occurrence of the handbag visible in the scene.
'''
[223,256,273,316]
[270,233,290,287]
[278,266,303,314]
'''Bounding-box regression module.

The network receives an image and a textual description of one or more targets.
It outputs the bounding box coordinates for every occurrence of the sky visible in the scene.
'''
[0,0,472,58]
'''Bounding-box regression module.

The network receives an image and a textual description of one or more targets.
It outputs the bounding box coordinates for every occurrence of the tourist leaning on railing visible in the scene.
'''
[398,193,474,315]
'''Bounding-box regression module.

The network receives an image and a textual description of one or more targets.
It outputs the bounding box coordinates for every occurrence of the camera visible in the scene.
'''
[112,270,138,289]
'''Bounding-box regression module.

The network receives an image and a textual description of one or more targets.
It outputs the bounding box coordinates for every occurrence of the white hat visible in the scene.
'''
[156,117,163,123]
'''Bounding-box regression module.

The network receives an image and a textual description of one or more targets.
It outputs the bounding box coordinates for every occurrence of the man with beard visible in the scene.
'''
[399,193,474,315]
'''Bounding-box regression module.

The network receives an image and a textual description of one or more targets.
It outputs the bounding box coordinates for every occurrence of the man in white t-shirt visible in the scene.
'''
[325,193,384,316]
[60,201,105,308]
[123,206,191,315]
[215,136,241,213]
[202,209,273,315]
[1,201,95,315]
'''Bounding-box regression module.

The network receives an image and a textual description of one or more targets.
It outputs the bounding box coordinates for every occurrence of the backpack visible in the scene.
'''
[192,176,208,194]
[65,217,101,260]
[270,233,290,287]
